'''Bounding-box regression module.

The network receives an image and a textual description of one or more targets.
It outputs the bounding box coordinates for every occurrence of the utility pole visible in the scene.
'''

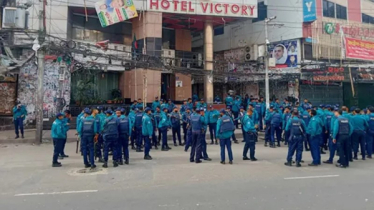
[35,0,46,144]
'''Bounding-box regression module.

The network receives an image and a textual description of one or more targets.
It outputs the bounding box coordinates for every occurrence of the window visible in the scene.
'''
[214,27,224,36]
[336,4,347,20]
[362,13,374,24]
[252,2,267,23]
[323,0,335,18]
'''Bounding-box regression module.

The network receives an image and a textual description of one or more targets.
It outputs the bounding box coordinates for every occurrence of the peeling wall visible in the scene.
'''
[17,58,71,123]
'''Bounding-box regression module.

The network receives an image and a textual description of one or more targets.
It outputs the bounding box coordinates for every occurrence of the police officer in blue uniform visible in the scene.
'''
[152,96,160,112]
[79,108,97,169]
[365,107,374,159]
[159,107,172,151]
[190,108,205,163]
[129,107,137,150]
[95,106,106,162]
[242,108,258,161]
[216,109,235,164]
[150,108,159,149]
[142,108,154,160]
[182,108,191,145]
[270,109,282,148]
[351,108,368,160]
[226,106,239,144]
[254,100,264,131]
[284,110,307,167]
[264,106,275,147]
[184,108,193,152]
[134,107,144,152]
[307,110,323,166]
[301,106,311,151]
[170,107,182,146]
[207,105,220,145]
[199,108,212,162]
[282,107,292,146]
[118,108,132,165]
[154,106,162,146]
[332,110,353,168]
[101,109,119,168]
[51,113,67,167]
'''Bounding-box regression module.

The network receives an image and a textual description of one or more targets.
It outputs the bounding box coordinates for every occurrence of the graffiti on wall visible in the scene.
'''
[0,83,17,115]
[18,59,71,123]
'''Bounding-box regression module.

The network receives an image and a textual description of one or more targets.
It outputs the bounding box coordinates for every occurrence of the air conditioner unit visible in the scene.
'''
[163,49,175,66]
[244,44,258,61]
[2,7,26,28]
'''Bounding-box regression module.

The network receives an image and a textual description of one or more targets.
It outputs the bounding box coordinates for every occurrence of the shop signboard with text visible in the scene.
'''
[344,37,374,61]
[147,0,258,18]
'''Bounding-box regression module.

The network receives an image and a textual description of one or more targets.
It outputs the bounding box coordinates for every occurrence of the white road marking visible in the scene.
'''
[14,190,98,197]
[284,175,340,180]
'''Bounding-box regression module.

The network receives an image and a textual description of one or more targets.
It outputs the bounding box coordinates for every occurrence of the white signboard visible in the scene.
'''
[147,0,258,18]
[176,80,183,87]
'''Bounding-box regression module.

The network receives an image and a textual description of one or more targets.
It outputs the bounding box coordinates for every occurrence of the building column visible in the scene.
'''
[204,21,214,104]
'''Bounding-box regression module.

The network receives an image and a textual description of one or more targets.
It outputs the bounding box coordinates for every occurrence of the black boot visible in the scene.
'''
[243,157,250,160]
[102,162,108,168]
[174,143,178,147]
[144,155,153,160]
[284,161,292,166]
[320,148,326,154]
[119,160,124,165]
[84,164,91,168]
[296,162,302,167]
[90,165,97,169]
[52,162,62,167]
[215,140,218,145]
[220,161,225,164]
[113,161,119,167]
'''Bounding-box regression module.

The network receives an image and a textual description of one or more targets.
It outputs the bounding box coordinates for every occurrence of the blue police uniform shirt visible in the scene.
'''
[51,118,67,139]
[142,114,154,136]
[216,114,235,139]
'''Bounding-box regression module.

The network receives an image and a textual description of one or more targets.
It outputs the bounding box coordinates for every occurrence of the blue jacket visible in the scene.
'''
[182,112,191,124]
[285,116,307,132]
[152,100,160,112]
[180,104,188,114]
[250,110,259,125]
[170,111,181,128]
[167,103,176,113]
[192,94,199,103]
[216,114,234,139]
[187,102,194,110]
[214,96,221,102]
[282,112,292,130]
[242,114,257,133]
[307,116,323,137]
[76,112,84,131]
[264,110,274,123]
[78,115,98,136]
[332,115,353,139]
[232,100,241,112]
[13,106,27,120]
[101,115,119,135]
[207,110,220,124]
[351,114,368,131]
[62,117,70,133]
[158,112,171,128]
[142,114,154,136]
[51,118,67,139]
[196,102,207,110]
[317,108,326,124]
[118,115,133,136]
[225,96,234,106]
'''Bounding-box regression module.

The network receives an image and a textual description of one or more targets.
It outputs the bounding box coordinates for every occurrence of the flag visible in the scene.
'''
[132,34,138,50]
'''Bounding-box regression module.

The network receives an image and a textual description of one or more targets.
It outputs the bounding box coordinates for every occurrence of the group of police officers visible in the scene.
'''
[50,95,374,170]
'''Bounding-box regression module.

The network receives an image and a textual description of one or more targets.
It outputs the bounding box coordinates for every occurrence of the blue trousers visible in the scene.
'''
[185,129,192,151]
[285,130,290,144]
[352,130,366,159]
[258,114,263,130]
[220,138,233,162]
[190,132,202,162]
[14,117,24,136]
[209,123,217,142]
[118,134,129,161]
[143,135,151,156]
[233,111,239,128]
[271,125,282,144]
[182,123,187,143]
[152,130,157,147]
[52,138,64,163]
[172,126,182,144]
[243,132,256,159]
[96,135,103,158]
[328,136,337,162]
[286,135,304,162]
[135,127,143,148]
[366,133,374,158]
[131,130,136,147]
[337,135,350,167]
[265,122,271,143]
[310,135,321,164]
[103,135,118,162]
[200,132,209,159]
[60,138,67,156]
[81,135,94,165]
[160,128,169,149]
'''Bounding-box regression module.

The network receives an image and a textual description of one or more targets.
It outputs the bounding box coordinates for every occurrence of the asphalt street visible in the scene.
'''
[1,136,374,210]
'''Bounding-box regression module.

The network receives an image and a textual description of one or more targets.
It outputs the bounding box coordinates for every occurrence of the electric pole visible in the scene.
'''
[35,0,46,144]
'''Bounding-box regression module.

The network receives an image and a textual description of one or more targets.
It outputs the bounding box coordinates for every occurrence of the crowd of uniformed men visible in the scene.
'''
[50,95,374,170]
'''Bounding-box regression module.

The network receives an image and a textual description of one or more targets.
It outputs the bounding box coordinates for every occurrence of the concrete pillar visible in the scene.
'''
[204,21,214,104]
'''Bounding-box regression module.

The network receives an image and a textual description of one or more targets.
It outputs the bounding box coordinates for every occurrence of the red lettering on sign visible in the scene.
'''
[188,1,194,12]
[223,4,229,14]
[248,5,255,16]
[214,3,222,13]
[201,2,208,13]
[161,0,169,9]
[231,4,239,14]
[173,0,179,11]
[241,5,247,15]
[150,0,159,9]
[181,1,187,11]
[210,3,213,13]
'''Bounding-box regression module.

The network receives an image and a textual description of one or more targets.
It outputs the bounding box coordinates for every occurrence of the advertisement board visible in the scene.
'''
[303,0,316,22]
[147,0,258,18]
[268,39,298,69]
[345,37,374,61]
[95,0,138,27]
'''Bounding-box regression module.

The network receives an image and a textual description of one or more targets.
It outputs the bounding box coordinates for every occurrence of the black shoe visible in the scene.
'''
[167,146,172,150]
[174,143,178,147]
[84,164,91,168]
[204,158,212,161]
[251,158,258,161]
[308,163,318,166]
[241,140,245,142]
[300,160,305,163]
[61,154,69,158]
[305,148,310,151]
[90,165,97,169]
[119,160,124,165]
[336,164,347,168]
[220,161,225,164]
[296,162,302,167]
[125,159,129,165]
[324,145,328,151]
[15,136,19,139]
[284,162,292,166]
[215,141,218,145]
[323,160,333,164]
[103,162,108,168]
[179,143,183,146]
[264,143,268,147]
[277,143,281,147]
[353,157,358,160]
[136,149,143,152]
[195,160,202,164]
[362,158,366,160]
[243,157,250,160]
[349,159,353,162]
[52,162,62,167]
[233,140,239,144]
[190,159,194,163]
[144,155,153,160]
[113,162,119,167]
[229,161,233,164]
[157,142,161,146]
[184,149,188,152]
[161,148,169,151]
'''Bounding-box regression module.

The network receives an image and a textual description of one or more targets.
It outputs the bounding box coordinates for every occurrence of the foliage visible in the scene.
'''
[111,89,122,99]
[74,79,96,107]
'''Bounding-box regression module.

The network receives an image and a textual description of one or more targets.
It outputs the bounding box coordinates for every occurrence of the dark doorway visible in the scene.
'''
[161,73,175,101]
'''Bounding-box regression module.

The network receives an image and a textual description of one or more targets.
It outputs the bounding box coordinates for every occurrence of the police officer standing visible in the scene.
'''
[199,108,212,162]
[182,108,191,145]
[134,108,144,152]
[351,108,368,160]
[152,96,160,112]
[306,110,323,166]
[264,106,275,147]
[79,108,97,169]
[118,108,132,165]
[216,109,235,164]
[190,108,205,163]
[207,105,219,145]
[12,103,27,139]
[226,106,239,144]
[242,108,258,161]
[101,109,119,168]
[301,106,311,151]
[332,110,353,168]
[170,107,182,146]
[282,107,292,146]
[154,106,162,146]
[270,109,282,148]
[51,113,67,167]
[284,110,307,167]
[184,108,193,152]
[142,108,154,160]
[365,107,374,159]
[159,107,172,151]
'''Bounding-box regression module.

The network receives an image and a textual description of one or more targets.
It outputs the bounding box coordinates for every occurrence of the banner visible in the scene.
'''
[147,0,258,18]
[303,0,316,22]
[95,0,138,27]
[345,37,374,60]
[268,39,298,69]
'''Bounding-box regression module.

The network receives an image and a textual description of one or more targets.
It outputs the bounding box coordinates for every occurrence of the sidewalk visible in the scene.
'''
[0,128,250,144]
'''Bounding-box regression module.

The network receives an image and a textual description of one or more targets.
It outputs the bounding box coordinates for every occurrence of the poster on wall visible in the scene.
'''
[95,0,138,27]
[268,39,298,68]
[344,37,374,61]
